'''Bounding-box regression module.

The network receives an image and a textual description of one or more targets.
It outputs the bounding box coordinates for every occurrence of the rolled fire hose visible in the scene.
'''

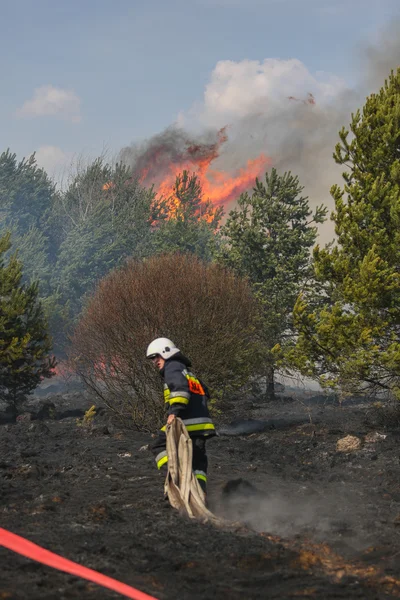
[164,418,222,524]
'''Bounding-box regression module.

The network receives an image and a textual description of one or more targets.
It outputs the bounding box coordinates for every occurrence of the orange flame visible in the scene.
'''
[156,153,271,208]
[103,127,271,212]
[138,127,271,210]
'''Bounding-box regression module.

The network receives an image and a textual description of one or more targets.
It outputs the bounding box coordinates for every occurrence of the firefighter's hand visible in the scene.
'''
[167,414,176,425]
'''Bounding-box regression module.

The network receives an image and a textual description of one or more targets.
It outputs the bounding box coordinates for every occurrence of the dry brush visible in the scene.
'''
[69,253,261,430]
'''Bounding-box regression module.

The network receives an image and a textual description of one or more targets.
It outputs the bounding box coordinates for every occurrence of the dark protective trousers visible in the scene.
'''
[151,431,208,492]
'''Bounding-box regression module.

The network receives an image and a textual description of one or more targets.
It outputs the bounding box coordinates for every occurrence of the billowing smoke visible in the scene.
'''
[120,124,271,207]
[361,19,400,92]
[120,21,400,243]
[120,127,227,186]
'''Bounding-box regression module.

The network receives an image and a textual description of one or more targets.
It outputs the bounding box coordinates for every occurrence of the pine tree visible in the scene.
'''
[51,159,157,352]
[0,149,55,235]
[154,171,223,261]
[288,69,400,397]
[219,168,326,397]
[0,232,55,410]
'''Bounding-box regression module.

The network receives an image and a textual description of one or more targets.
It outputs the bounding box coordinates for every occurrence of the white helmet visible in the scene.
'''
[146,337,180,360]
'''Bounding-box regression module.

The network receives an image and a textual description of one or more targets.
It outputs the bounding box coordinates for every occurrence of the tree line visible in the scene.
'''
[2,69,400,424]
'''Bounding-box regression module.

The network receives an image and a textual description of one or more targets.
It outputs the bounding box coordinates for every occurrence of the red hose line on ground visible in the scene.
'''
[0,528,159,600]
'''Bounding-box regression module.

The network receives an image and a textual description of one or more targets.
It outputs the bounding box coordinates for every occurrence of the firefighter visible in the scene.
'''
[146,337,216,494]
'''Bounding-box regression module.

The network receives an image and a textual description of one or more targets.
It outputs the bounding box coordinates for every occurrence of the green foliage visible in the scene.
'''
[0,232,55,407]
[7,225,53,294]
[219,167,327,395]
[0,149,55,295]
[154,171,223,261]
[0,149,55,234]
[0,150,59,351]
[51,159,157,349]
[288,69,400,397]
[0,153,222,355]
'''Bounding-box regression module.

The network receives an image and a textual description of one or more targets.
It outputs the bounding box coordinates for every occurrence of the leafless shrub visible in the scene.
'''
[69,253,261,431]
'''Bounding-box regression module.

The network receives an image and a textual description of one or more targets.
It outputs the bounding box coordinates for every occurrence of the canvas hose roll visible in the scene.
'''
[164,417,222,524]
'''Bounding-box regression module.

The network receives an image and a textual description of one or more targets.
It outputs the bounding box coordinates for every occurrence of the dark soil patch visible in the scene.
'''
[1,394,400,599]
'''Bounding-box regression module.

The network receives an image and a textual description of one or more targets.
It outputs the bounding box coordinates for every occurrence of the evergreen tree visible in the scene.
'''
[8,225,52,294]
[288,69,400,397]
[219,168,326,397]
[0,149,55,235]
[0,149,56,294]
[51,159,157,351]
[0,232,55,410]
[154,171,223,261]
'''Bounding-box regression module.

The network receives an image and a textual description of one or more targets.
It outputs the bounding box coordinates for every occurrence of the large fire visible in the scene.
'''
[105,92,321,210]
[144,127,271,209]
[156,153,271,208]
[106,127,271,212]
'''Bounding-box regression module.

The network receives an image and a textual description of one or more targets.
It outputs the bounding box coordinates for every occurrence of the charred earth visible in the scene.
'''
[2,388,400,599]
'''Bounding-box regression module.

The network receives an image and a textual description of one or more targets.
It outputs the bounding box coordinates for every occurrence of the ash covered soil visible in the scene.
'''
[2,390,400,599]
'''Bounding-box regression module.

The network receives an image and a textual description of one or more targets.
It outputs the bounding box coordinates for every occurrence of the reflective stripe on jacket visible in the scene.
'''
[161,359,216,438]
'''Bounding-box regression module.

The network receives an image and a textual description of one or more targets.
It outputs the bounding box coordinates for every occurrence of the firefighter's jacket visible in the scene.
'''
[160,357,216,438]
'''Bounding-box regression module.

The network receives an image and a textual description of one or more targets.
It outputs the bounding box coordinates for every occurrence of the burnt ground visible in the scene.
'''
[2,391,400,599]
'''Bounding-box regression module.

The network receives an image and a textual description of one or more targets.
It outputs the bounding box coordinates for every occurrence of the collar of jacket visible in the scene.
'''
[159,352,192,378]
